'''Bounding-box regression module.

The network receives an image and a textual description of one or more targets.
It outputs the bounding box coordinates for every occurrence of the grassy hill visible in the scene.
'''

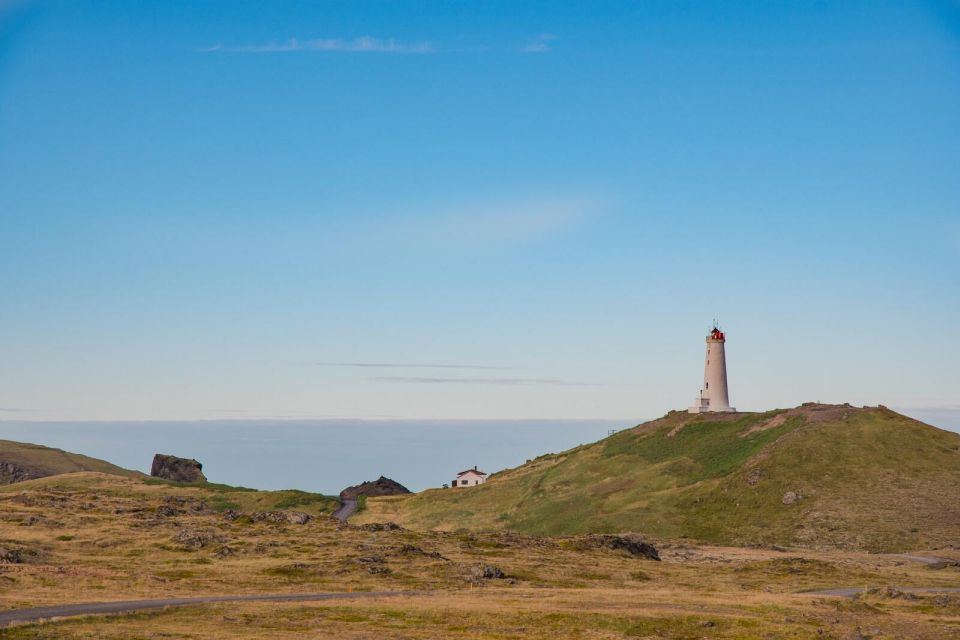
[5,471,959,639]
[0,439,144,483]
[356,404,960,552]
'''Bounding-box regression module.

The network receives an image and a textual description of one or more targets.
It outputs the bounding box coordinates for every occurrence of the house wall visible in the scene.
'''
[452,471,487,487]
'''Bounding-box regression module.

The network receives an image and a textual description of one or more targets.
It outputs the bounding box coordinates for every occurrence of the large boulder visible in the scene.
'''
[340,476,411,500]
[581,534,661,561]
[150,454,206,483]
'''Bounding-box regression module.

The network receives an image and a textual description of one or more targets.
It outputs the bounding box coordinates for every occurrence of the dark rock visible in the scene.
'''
[155,497,207,517]
[150,454,206,483]
[156,504,179,517]
[360,522,404,532]
[173,528,223,549]
[367,566,391,574]
[340,476,411,500]
[354,554,390,574]
[251,511,312,525]
[782,491,801,505]
[583,534,661,561]
[0,461,36,485]
[0,548,24,563]
[470,563,507,580]
[860,586,919,601]
[221,509,242,521]
[745,468,764,486]
[396,544,447,560]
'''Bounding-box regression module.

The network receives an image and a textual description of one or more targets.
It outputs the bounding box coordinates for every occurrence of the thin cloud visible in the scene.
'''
[522,33,556,53]
[372,376,607,387]
[200,35,555,55]
[202,37,433,54]
[312,362,511,371]
[359,193,604,247]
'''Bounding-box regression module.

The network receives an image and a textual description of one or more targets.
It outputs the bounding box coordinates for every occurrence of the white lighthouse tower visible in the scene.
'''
[688,324,735,413]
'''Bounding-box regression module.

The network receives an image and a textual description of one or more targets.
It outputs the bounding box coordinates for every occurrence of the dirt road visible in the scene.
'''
[0,591,410,627]
[332,498,358,521]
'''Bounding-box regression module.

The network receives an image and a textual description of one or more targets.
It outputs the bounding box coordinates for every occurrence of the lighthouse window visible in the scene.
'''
[705,382,709,389]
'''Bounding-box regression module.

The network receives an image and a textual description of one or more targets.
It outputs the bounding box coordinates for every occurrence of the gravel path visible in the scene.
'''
[800,586,960,598]
[800,555,960,598]
[332,498,358,522]
[0,591,409,627]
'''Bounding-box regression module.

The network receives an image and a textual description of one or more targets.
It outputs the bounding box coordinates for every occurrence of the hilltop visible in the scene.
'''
[0,439,143,484]
[356,404,960,552]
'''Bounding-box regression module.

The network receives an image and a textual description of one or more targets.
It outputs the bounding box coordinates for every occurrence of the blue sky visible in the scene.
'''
[0,1,958,424]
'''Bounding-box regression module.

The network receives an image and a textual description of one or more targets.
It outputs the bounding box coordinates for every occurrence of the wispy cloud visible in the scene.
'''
[200,34,557,55]
[359,193,604,247]
[522,33,556,53]
[372,376,606,387]
[312,362,511,370]
[202,36,433,54]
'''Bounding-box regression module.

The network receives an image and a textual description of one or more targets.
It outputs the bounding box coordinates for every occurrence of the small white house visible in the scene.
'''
[451,466,488,487]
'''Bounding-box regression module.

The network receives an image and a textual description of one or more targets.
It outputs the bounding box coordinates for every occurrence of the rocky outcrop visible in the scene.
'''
[581,534,661,561]
[340,476,411,500]
[0,461,37,485]
[251,511,312,525]
[172,528,224,549]
[150,454,206,483]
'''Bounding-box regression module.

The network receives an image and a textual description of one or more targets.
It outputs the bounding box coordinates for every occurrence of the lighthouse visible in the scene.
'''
[688,324,736,413]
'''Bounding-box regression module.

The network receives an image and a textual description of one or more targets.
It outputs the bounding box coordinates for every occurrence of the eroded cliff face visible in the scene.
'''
[340,476,411,500]
[150,454,207,483]
[0,461,39,484]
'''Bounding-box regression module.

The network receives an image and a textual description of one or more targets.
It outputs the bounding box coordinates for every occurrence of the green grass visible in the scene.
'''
[0,471,340,517]
[272,490,338,510]
[358,405,960,551]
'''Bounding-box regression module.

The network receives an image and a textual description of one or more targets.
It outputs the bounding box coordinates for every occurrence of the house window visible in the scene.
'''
[461,479,467,486]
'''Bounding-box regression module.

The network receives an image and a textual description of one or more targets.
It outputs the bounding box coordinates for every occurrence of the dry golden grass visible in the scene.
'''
[2,473,960,638]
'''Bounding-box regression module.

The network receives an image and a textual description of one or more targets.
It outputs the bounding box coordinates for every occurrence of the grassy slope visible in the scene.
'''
[0,472,341,516]
[357,405,960,552]
[3,471,960,640]
[0,439,144,480]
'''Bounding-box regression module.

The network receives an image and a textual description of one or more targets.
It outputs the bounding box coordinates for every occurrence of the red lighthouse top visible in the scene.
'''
[709,327,725,341]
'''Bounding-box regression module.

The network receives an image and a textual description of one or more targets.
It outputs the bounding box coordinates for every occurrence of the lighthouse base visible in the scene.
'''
[688,397,736,414]
[688,406,737,414]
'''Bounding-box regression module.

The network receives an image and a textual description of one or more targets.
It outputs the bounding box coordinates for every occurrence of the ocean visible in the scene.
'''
[0,419,628,495]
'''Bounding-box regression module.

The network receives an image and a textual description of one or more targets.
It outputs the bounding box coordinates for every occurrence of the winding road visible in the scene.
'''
[801,555,960,598]
[0,591,411,628]
[801,586,960,598]
[3,554,955,626]
[332,498,357,522]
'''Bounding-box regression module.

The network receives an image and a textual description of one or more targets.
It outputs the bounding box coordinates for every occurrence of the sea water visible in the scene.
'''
[0,419,627,495]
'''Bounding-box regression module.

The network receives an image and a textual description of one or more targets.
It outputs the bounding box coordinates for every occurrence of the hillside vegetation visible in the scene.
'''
[0,439,143,484]
[357,405,960,552]
[3,472,960,639]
